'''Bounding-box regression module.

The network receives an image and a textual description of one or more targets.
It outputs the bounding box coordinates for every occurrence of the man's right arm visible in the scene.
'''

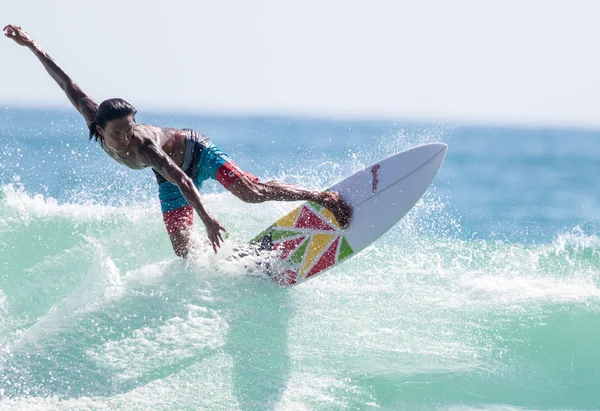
[138,139,227,253]
[3,25,98,127]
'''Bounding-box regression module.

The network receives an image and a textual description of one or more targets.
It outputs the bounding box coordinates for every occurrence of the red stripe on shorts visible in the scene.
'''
[215,162,259,189]
[163,205,194,235]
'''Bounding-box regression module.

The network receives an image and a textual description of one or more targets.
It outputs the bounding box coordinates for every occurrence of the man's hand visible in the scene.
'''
[3,25,36,48]
[200,213,227,253]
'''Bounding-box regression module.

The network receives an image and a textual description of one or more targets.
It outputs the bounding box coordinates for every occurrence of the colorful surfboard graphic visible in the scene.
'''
[250,201,354,285]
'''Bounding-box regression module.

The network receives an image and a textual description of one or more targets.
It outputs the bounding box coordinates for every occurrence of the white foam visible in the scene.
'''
[1,183,148,223]
[276,372,380,410]
[0,289,8,346]
[547,226,600,255]
[86,304,229,380]
[0,290,6,313]
[461,274,600,303]
[8,244,123,352]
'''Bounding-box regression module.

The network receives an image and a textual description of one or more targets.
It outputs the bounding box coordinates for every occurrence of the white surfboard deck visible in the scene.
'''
[249,143,448,285]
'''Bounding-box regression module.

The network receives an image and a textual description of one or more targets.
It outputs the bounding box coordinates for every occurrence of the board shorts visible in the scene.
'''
[154,129,258,235]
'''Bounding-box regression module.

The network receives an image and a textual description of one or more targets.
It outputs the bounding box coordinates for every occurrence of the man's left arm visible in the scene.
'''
[3,24,98,127]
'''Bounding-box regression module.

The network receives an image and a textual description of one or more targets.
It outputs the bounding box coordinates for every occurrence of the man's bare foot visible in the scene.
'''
[320,191,352,229]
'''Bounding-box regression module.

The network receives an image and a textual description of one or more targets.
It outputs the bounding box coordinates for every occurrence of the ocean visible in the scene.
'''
[1,107,599,410]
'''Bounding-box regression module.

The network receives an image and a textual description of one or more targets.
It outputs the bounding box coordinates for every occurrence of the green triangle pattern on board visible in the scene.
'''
[338,237,354,261]
[308,201,323,212]
[250,227,273,244]
[271,230,302,242]
[288,238,309,265]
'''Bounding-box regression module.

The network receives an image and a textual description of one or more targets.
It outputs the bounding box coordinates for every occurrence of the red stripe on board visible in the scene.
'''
[306,236,340,278]
[274,269,297,286]
[274,237,305,260]
[296,206,334,231]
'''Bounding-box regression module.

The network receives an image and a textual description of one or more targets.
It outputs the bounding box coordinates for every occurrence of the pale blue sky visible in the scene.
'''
[2,0,599,127]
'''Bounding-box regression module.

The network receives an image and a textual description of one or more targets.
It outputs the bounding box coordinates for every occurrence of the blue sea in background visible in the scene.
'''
[1,107,599,410]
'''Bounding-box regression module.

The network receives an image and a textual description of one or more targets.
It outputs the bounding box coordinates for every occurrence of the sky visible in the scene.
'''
[2,0,600,128]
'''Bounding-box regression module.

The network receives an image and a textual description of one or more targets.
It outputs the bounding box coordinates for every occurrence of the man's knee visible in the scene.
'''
[232,178,266,203]
[173,243,189,258]
[169,228,192,258]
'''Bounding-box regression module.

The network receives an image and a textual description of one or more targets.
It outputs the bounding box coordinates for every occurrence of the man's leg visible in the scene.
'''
[162,205,194,257]
[227,175,352,228]
[169,228,193,257]
[157,176,195,257]
[202,142,352,228]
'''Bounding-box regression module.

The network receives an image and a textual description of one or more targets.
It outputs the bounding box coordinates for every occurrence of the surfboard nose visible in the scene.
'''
[411,142,448,173]
[435,142,448,155]
[414,142,447,158]
[428,142,448,167]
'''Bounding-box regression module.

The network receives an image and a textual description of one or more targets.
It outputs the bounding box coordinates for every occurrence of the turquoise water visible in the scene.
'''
[1,108,599,410]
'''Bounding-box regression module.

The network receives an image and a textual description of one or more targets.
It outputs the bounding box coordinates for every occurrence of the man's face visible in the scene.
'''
[97,115,135,149]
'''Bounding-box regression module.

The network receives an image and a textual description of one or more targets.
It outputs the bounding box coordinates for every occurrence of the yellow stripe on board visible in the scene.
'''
[300,233,335,276]
[274,206,302,228]
[320,208,340,228]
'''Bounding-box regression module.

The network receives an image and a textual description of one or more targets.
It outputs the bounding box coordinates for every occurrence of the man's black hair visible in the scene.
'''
[88,98,137,144]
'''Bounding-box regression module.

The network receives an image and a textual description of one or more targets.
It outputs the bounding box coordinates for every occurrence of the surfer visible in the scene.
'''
[4,24,352,257]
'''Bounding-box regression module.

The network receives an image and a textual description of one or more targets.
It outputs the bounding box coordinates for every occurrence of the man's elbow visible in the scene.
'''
[172,172,195,193]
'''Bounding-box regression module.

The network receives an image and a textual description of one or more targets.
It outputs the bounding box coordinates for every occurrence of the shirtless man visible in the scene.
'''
[3,24,352,257]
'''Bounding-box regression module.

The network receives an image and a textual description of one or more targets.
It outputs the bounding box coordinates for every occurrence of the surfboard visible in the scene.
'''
[249,143,448,286]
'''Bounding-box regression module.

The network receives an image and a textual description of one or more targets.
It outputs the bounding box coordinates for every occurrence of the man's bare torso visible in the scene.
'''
[101,124,189,170]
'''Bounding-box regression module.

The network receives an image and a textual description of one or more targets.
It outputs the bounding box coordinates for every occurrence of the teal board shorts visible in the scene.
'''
[154,129,258,234]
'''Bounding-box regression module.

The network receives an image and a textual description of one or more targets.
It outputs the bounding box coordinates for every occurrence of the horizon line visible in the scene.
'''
[2,101,600,133]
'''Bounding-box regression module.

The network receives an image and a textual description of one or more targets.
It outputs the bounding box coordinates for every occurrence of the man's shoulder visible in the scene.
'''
[137,124,187,138]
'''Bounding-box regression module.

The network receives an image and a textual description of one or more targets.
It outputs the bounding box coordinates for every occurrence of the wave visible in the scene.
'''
[1,183,600,408]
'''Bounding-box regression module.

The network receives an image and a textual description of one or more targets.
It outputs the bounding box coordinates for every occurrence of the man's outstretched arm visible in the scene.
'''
[3,24,98,127]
